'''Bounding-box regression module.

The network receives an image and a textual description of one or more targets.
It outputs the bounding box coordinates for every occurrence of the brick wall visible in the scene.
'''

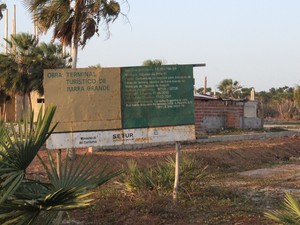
[194,98,244,134]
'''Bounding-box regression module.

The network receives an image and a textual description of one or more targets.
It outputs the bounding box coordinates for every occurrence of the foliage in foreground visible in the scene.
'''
[265,192,300,224]
[0,106,120,225]
[116,155,207,193]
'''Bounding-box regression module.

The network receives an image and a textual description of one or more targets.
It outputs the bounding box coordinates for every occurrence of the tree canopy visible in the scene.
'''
[142,59,164,66]
[0,2,6,20]
[0,32,69,113]
[294,85,300,110]
[256,86,299,120]
[24,0,128,68]
[217,78,242,98]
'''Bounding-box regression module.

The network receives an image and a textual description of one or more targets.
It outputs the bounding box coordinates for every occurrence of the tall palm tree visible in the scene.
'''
[217,78,242,99]
[24,0,126,69]
[1,33,38,110]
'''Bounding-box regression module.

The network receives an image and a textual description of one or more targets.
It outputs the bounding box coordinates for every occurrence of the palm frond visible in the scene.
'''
[0,106,57,203]
[12,148,121,216]
[38,149,121,191]
[265,192,300,224]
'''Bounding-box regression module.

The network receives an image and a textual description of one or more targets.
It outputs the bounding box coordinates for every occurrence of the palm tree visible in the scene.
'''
[0,106,121,224]
[31,41,71,96]
[24,0,126,69]
[0,33,40,112]
[217,78,242,99]
[0,33,69,116]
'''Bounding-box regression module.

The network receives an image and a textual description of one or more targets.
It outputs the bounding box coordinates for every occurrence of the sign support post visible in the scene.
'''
[173,142,181,204]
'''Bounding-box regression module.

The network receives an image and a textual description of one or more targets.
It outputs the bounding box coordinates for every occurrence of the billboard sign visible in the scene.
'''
[44,65,196,149]
[121,65,194,128]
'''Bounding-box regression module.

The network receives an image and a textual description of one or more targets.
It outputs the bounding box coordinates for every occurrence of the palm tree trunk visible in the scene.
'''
[27,93,32,111]
[68,37,79,160]
[71,39,78,69]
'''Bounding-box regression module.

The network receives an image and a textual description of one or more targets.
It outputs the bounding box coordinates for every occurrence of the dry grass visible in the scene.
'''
[28,136,300,225]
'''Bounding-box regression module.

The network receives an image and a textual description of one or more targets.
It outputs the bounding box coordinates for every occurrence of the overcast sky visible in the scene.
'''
[1,0,300,92]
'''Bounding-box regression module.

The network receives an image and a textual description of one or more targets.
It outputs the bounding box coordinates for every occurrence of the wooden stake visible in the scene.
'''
[173,142,181,204]
[57,149,61,178]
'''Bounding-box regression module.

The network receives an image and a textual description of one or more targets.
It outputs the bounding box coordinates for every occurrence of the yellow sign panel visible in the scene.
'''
[44,68,121,132]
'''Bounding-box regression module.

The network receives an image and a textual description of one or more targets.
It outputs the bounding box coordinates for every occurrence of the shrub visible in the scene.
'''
[116,154,207,193]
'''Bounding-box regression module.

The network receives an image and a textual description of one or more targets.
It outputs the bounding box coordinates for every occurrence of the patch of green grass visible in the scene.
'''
[269,127,288,132]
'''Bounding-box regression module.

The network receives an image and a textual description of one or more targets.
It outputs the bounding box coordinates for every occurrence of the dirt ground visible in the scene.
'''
[28,135,300,224]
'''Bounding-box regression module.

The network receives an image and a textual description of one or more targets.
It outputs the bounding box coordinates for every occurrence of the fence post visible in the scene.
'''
[173,142,181,204]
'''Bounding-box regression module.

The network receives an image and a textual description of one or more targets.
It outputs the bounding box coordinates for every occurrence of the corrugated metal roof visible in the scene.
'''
[194,93,246,102]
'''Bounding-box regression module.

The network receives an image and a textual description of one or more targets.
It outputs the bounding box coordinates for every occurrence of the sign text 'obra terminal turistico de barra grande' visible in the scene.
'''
[44,65,197,149]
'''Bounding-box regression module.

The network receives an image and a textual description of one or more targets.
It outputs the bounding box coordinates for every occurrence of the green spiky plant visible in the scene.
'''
[265,192,300,224]
[0,106,121,225]
[117,155,207,193]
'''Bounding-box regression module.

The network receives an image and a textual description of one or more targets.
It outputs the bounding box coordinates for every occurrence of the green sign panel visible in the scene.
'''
[121,65,195,129]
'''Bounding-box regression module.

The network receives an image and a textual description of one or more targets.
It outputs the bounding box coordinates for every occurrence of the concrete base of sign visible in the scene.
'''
[87,141,180,152]
[87,130,300,152]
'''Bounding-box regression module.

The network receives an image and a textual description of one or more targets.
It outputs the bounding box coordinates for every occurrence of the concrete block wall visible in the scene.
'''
[194,99,244,134]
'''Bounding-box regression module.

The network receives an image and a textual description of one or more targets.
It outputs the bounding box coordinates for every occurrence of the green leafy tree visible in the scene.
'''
[256,90,278,118]
[0,106,120,224]
[217,78,242,98]
[240,87,253,99]
[294,85,300,110]
[142,59,164,66]
[256,91,272,104]
[256,86,299,119]
[88,63,101,68]
[197,87,212,94]
[272,86,296,119]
